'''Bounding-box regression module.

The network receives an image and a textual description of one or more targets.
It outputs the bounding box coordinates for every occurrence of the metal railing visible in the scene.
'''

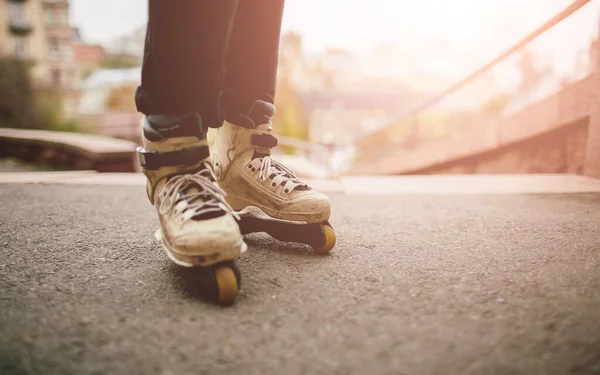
[355,0,594,145]
[278,0,595,177]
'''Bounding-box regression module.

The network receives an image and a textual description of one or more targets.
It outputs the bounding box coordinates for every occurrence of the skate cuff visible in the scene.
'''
[252,134,278,148]
[138,146,210,170]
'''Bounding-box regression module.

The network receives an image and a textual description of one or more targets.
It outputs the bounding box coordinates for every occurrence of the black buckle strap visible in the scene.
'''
[137,145,210,170]
[252,134,278,148]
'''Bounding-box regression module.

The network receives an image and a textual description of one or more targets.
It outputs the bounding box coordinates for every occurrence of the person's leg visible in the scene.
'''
[220,0,284,123]
[136,1,246,304]
[136,0,237,127]
[212,1,336,253]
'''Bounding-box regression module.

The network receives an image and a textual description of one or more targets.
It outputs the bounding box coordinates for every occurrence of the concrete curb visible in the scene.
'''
[1,172,600,195]
[0,128,138,172]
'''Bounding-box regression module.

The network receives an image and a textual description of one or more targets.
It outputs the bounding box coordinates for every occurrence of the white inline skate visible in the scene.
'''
[211,101,336,253]
[138,113,246,304]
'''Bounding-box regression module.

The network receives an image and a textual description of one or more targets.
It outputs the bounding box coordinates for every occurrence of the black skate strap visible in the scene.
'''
[138,145,210,170]
[252,134,278,148]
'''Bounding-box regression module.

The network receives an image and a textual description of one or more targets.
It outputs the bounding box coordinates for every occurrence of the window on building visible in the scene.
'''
[69,69,79,86]
[49,38,59,60]
[63,45,74,62]
[56,9,68,25]
[49,38,59,52]
[63,69,75,89]
[14,37,27,59]
[45,10,55,25]
[52,69,61,87]
[9,3,24,22]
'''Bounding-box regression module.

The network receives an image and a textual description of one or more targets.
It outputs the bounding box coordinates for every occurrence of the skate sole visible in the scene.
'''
[155,229,247,268]
[237,205,313,225]
[237,215,336,253]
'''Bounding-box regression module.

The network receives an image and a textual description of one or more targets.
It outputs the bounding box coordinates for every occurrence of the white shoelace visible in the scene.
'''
[258,156,307,190]
[158,168,239,222]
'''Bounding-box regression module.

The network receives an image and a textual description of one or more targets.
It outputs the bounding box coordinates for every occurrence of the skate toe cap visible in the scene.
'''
[172,215,243,255]
[285,191,331,222]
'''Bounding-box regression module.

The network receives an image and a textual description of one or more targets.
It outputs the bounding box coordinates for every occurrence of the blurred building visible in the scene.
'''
[78,67,142,143]
[74,41,105,77]
[302,90,414,146]
[79,67,140,114]
[0,0,50,83]
[104,25,145,58]
[43,0,80,117]
[277,32,419,147]
[278,32,315,91]
[0,0,81,118]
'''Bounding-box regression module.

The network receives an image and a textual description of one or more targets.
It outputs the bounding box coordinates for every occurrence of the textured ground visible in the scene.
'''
[1,184,599,375]
[0,159,54,173]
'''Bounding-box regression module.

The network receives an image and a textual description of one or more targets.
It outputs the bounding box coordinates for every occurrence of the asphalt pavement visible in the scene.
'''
[1,183,599,375]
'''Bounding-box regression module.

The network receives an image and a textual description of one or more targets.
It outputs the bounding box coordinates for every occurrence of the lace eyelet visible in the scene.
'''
[271,182,276,187]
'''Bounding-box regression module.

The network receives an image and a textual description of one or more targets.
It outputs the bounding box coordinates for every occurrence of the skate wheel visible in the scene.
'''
[314,224,336,253]
[214,266,239,304]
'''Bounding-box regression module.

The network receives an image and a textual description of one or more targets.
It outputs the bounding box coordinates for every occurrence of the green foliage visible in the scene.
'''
[35,90,89,132]
[0,58,37,128]
[35,90,62,129]
[0,58,87,133]
[105,85,137,110]
[481,94,510,118]
[59,118,89,133]
[273,80,309,154]
[101,54,141,69]
[81,68,96,81]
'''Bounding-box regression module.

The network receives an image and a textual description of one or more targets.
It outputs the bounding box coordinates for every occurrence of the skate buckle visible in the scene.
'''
[138,146,210,170]
[137,147,147,166]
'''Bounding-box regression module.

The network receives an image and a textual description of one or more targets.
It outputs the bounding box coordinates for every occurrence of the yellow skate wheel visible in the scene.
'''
[215,266,239,304]
[314,224,336,254]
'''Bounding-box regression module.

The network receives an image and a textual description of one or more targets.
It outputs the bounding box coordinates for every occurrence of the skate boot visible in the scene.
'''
[211,101,336,253]
[138,113,246,304]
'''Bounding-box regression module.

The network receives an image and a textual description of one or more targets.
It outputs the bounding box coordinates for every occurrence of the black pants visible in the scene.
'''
[135,0,284,128]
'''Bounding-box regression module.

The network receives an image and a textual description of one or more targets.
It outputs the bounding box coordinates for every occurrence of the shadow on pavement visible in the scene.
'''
[243,233,332,258]
[166,264,222,304]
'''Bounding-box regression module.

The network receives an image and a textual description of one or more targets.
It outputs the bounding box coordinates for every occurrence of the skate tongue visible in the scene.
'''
[251,124,275,160]
[255,123,272,131]
[169,167,227,221]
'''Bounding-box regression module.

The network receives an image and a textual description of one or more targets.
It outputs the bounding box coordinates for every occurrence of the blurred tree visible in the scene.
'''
[105,84,137,110]
[36,89,63,130]
[481,93,510,118]
[101,54,141,69]
[81,68,96,81]
[273,79,309,154]
[0,58,37,129]
[0,58,87,132]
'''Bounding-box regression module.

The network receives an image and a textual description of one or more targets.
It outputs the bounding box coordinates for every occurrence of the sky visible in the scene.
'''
[70,0,600,81]
[71,0,598,52]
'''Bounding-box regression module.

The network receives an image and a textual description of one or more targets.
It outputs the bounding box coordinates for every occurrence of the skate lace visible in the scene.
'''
[258,156,308,191]
[159,167,239,222]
